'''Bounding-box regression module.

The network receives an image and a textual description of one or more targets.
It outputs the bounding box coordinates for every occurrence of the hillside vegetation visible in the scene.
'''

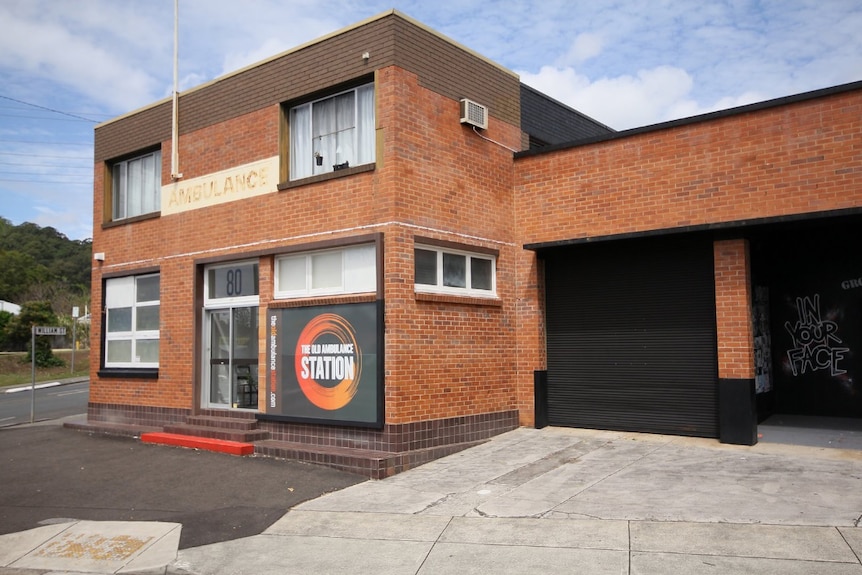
[0,217,91,309]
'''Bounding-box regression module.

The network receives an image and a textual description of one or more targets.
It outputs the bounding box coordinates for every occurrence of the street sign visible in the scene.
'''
[34,326,66,336]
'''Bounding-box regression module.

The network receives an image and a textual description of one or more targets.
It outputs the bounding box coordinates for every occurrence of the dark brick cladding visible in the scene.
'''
[95,11,520,163]
[257,410,519,454]
[520,84,614,146]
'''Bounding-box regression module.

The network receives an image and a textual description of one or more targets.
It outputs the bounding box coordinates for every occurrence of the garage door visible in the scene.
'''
[544,237,719,437]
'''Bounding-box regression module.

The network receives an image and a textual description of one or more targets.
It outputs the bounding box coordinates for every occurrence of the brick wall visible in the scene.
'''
[714,239,755,380]
[375,66,521,424]
[514,88,862,247]
[91,64,522,425]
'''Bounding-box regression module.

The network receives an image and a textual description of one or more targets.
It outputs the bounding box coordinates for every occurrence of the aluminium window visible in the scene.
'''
[289,83,375,180]
[275,244,376,298]
[111,149,161,220]
[414,245,496,297]
[104,274,160,368]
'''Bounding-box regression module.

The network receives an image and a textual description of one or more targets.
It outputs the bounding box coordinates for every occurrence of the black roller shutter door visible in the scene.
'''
[544,237,718,437]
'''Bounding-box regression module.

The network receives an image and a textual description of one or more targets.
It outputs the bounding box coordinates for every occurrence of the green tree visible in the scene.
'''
[6,301,65,367]
[0,310,13,351]
[0,250,49,303]
[0,217,91,304]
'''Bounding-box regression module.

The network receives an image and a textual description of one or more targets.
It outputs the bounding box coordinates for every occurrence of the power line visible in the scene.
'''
[0,94,100,123]
[0,113,95,123]
[0,161,90,169]
[0,151,91,160]
[0,178,91,184]
[0,139,92,146]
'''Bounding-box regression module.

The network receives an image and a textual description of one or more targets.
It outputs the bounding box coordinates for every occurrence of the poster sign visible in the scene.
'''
[265,301,381,426]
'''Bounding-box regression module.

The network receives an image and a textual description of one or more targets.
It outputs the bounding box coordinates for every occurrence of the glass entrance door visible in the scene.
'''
[205,306,258,409]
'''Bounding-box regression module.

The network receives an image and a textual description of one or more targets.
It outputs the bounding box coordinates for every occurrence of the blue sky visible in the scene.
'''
[1,0,860,241]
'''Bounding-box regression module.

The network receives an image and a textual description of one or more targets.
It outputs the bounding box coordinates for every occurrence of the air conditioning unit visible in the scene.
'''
[460,98,488,130]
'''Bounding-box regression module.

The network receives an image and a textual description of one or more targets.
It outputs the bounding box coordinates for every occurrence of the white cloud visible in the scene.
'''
[520,64,702,130]
[559,32,604,65]
[0,2,164,113]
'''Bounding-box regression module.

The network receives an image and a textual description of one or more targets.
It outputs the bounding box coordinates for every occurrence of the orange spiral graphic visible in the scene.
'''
[294,313,362,410]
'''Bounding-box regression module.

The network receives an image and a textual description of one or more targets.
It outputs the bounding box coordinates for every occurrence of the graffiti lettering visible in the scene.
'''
[784,294,849,377]
[841,277,862,290]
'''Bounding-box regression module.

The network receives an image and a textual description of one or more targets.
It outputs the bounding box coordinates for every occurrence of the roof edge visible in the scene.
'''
[515,79,862,159]
[524,207,862,251]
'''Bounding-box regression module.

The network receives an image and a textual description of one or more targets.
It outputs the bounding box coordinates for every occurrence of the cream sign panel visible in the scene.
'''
[161,156,279,216]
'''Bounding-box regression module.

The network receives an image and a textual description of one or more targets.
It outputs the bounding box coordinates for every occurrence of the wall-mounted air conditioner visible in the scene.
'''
[460,98,488,130]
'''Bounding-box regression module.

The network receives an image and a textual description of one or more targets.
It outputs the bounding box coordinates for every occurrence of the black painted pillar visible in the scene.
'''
[719,378,757,445]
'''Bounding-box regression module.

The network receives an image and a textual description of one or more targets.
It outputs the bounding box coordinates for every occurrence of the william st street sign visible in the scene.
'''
[33,326,66,336]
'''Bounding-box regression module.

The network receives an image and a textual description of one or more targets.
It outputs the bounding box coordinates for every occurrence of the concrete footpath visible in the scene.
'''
[3,425,862,574]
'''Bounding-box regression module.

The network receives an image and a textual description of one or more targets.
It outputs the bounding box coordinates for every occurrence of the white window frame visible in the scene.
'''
[414,245,497,298]
[104,273,160,368]
[274,244,376,298]
[111,149,162,220]
[289,82,375,180]
[204,260,260,309]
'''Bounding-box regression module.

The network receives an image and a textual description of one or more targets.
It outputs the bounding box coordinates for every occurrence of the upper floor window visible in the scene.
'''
[289,83,375,180]
[414,245,496,297]
[104,273,160,368]
[275,244,376,298]
[112,149,161,220]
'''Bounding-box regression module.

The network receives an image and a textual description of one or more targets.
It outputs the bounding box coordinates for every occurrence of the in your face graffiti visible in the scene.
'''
[784,294,849,377]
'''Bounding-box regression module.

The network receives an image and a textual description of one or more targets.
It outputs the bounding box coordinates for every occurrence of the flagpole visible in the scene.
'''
[171,0,182,180]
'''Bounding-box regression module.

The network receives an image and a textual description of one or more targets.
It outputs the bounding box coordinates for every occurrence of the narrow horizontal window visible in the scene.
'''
[414,245,496,297]
[275,244,376,298]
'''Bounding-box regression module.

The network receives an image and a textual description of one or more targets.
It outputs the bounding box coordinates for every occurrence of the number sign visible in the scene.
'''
[208,263,259,299]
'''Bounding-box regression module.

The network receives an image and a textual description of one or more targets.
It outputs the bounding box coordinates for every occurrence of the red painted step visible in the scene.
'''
[141,432,254,456]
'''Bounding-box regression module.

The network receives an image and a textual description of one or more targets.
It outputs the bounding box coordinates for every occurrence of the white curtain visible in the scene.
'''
[290,105,312,179]
[311,251,342,290]
[356,84,375,166]
[313,96,337,175]
[112,163,126,219]
[141,152,158,215]
[344,244,376,292]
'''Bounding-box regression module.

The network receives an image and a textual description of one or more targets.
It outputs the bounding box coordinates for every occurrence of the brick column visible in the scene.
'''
[713,238,757,444]
[714,239,755,379]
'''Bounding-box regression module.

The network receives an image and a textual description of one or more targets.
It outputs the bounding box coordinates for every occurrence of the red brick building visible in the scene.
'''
[82,11,862,476]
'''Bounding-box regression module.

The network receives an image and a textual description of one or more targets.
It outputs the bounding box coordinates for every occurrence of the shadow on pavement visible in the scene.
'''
[0,423,364,549]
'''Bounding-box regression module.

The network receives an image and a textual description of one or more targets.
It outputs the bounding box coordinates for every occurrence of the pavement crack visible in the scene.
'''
[415,492,455,514]
[854,514,862,527]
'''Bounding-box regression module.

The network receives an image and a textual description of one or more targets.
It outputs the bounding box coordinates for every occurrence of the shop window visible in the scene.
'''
[111,149,161,220]
[275,244,376,298]
[414,245,496,297]
[289,83,375,180]
[104,273,160,368]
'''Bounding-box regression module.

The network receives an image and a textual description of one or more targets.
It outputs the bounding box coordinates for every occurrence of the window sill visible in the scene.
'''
[415,292,502,307]
[278,163,375,190]
[101,211,161,230]
[270,293,377,308]
[97,368,159,379]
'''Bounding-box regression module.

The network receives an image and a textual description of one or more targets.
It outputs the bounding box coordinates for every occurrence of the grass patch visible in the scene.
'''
[0,350,90,388]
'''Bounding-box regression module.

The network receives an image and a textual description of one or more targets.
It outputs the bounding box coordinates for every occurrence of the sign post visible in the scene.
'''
[30,326,67,423]
[71,307,79,374]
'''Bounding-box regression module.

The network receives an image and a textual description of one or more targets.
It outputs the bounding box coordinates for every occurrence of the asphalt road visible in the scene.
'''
[0,422,365,549]
[0,380,89,427]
